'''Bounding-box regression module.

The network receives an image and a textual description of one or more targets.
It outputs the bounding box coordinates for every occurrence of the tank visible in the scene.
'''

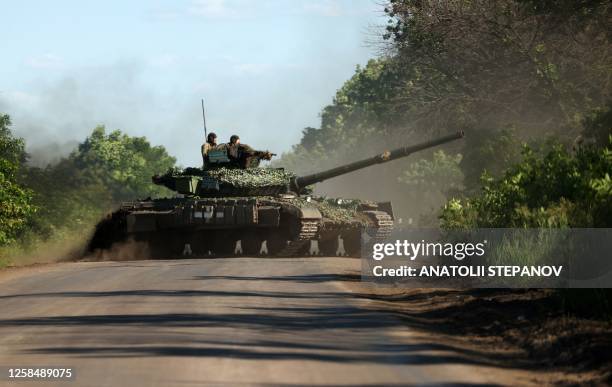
[88,131,464,258]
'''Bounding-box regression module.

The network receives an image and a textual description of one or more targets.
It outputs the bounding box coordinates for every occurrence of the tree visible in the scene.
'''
[277,59,411,175]
[383,0,611,135]
[0,115,34,245]
[18,126,178,243]
[398,150,464,197]
[582,104,612,148]
[71,126,177,201]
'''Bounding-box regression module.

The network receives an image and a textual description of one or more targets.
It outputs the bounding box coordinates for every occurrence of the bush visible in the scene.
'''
[441,139,612,228]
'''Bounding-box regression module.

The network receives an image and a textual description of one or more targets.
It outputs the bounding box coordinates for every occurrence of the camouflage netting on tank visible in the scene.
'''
[169,167,295,188]
[205,168,295,188]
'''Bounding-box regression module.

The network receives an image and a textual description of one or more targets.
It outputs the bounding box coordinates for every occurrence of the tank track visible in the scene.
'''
[88,205,394,259]
[276,219,318,257]
[276,212,393,258]
[364,210,394,241]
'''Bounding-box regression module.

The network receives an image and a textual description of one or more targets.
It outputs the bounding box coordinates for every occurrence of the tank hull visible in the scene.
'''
[88,196,393,258]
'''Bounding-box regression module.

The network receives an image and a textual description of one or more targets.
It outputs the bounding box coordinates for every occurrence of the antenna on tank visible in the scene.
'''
[201,99,207,138]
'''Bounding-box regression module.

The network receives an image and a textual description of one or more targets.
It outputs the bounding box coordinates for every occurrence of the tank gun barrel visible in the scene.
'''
[291,130,464,193]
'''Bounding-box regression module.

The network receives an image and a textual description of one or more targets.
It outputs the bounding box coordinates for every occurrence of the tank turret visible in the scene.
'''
[153,131,465,197]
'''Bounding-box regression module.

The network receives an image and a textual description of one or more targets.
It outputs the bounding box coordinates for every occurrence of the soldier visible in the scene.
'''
[226,134,274,168]
[201,132,218,167]
[227,134,250,160]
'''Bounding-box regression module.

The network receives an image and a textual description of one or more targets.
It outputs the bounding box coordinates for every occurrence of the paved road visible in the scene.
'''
[0,258,533,386]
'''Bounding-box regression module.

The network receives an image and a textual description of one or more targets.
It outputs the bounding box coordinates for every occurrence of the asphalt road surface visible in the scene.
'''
[0,258,534,386]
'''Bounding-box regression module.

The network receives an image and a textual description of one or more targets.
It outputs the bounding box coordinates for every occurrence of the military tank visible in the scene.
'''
[88,131,464,258]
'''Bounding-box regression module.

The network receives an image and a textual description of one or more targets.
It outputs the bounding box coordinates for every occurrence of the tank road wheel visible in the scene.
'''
[189,232,214,257]
[212,231,237,257]
[240,231,264,256]
[265,233,289,256]
[318,237,338,257]
[173,230,197,258]
[144,230,188,259]
[342,230,362,258]
[137,232,164,259]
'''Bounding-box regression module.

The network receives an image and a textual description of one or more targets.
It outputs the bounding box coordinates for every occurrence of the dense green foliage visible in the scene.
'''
[20,158,111,243]
[21,127,175,243]
[398,150,464,196]
[73,126,176,201]
[0,115,34,246]
[441,139,612,228]
[278,59,407,171]
[582,104,612,148]
[0,120,176,261]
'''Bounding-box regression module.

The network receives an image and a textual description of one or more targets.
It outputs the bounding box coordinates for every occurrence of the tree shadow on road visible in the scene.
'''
[0,288,360,300]
[190,273,362,283]
[0,272,593,383]
[1,299,534,374]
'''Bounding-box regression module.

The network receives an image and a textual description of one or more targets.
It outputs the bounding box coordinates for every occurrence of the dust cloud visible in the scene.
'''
[291,132,465,226]
[84,239,152,262]
[1,58,361,167]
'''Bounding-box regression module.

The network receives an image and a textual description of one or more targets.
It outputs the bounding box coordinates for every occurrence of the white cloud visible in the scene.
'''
[24,53,64,69]
[188,0,243,18]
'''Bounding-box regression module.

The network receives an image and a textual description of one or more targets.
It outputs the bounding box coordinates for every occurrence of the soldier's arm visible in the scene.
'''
[239,144,273,156]
[239,144,255,153]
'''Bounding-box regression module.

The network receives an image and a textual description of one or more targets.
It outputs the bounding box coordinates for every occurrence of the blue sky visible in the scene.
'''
[1,0,385,166]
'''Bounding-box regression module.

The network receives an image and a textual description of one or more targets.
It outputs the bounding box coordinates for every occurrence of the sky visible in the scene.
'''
[1,0,386,166]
